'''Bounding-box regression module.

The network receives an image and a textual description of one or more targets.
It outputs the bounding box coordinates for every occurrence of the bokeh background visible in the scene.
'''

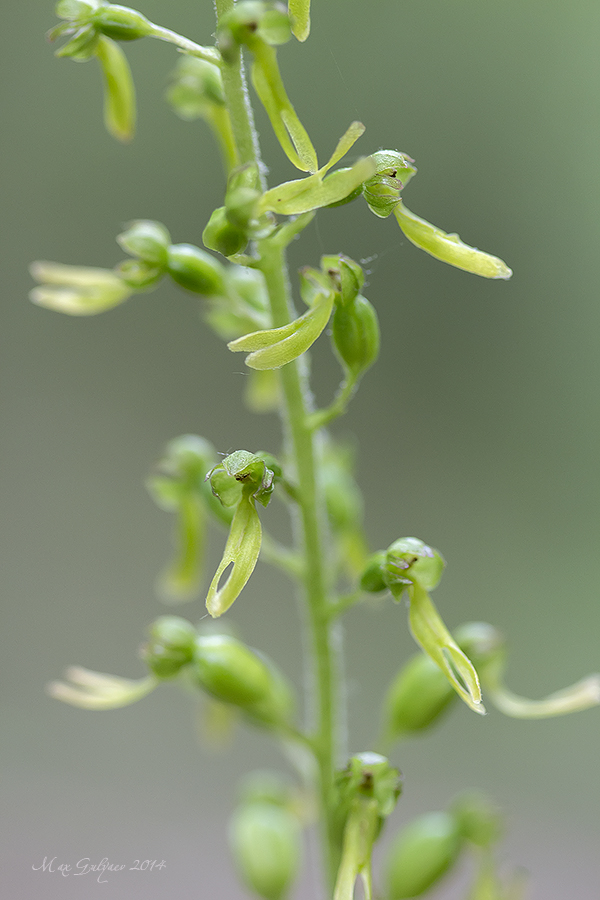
[2,1,599,897]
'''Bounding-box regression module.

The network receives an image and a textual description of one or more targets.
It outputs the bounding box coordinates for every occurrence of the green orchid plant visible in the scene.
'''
[35,2,599,899]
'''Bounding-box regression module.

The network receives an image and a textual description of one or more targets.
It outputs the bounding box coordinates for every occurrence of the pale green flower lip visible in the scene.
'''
[47,666,157,709]
[29,261,131,315]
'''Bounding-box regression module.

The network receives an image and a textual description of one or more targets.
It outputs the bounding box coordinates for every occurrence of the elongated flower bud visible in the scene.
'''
[193,634,293,726]
[381,652,456,742]
[385,811,462,899]
[167,243,226,296]
[203,207,248,257]
[331,294,380,377]
[230,800,301,900]
[92,5,154,41]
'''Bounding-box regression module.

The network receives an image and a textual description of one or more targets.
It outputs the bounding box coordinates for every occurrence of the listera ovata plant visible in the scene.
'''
[35,2,600,898]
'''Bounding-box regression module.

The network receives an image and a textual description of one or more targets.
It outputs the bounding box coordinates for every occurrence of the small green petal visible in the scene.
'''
[95,35,136,142]
[228,290,334,369]
[394,202,512,279]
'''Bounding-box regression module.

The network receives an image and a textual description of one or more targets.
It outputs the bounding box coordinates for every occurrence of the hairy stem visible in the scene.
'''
[214,0,339,886]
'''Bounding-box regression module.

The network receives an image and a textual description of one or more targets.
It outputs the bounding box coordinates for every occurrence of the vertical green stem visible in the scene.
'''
[214,0,339,886]
[257,241,338,880]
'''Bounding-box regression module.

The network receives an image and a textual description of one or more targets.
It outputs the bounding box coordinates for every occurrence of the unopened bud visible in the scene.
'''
[142,616,197,679]
[167,243,226,296]
[92,4,154,41]
[194,634,293,726]
[359,551,387,593]
[385,811,462,899]
[230,800,301,900]
[331,293,380,377]
[382,652,456,741]
[203,206,248,257]
[117,219,171,266]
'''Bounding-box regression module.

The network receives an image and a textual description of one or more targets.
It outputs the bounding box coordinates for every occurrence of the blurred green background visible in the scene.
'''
[2,1,599,897]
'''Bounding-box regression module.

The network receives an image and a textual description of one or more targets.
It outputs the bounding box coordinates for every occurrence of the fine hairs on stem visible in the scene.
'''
[34,2,599,899]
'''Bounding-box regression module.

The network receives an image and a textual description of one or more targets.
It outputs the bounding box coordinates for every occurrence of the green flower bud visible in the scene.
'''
[230,801,301,900]
[219,1,291,55]
[359,551,387,593]
[331,294,380,377]
[166,243,226,296]
[92,4,154,41]
[203,207,248,258]
[385,537,445,595]
[385,811,462,899]
[194,634,293,725]
[382,652,456,742]
[451,792,503,849]
[115,258,164,290]
[117,219,171,266]
[141,615,197,679]
[194,634,272,707]
[167,57,226,119]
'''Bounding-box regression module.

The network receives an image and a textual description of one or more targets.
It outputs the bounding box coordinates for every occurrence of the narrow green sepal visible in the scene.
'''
[251,41,317,172]
[227,288,334,369]
[394,201,513,279]
[288,0,310,41]
[258,156,375,216]
[408,583,485,715]
[95,35,136,141]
